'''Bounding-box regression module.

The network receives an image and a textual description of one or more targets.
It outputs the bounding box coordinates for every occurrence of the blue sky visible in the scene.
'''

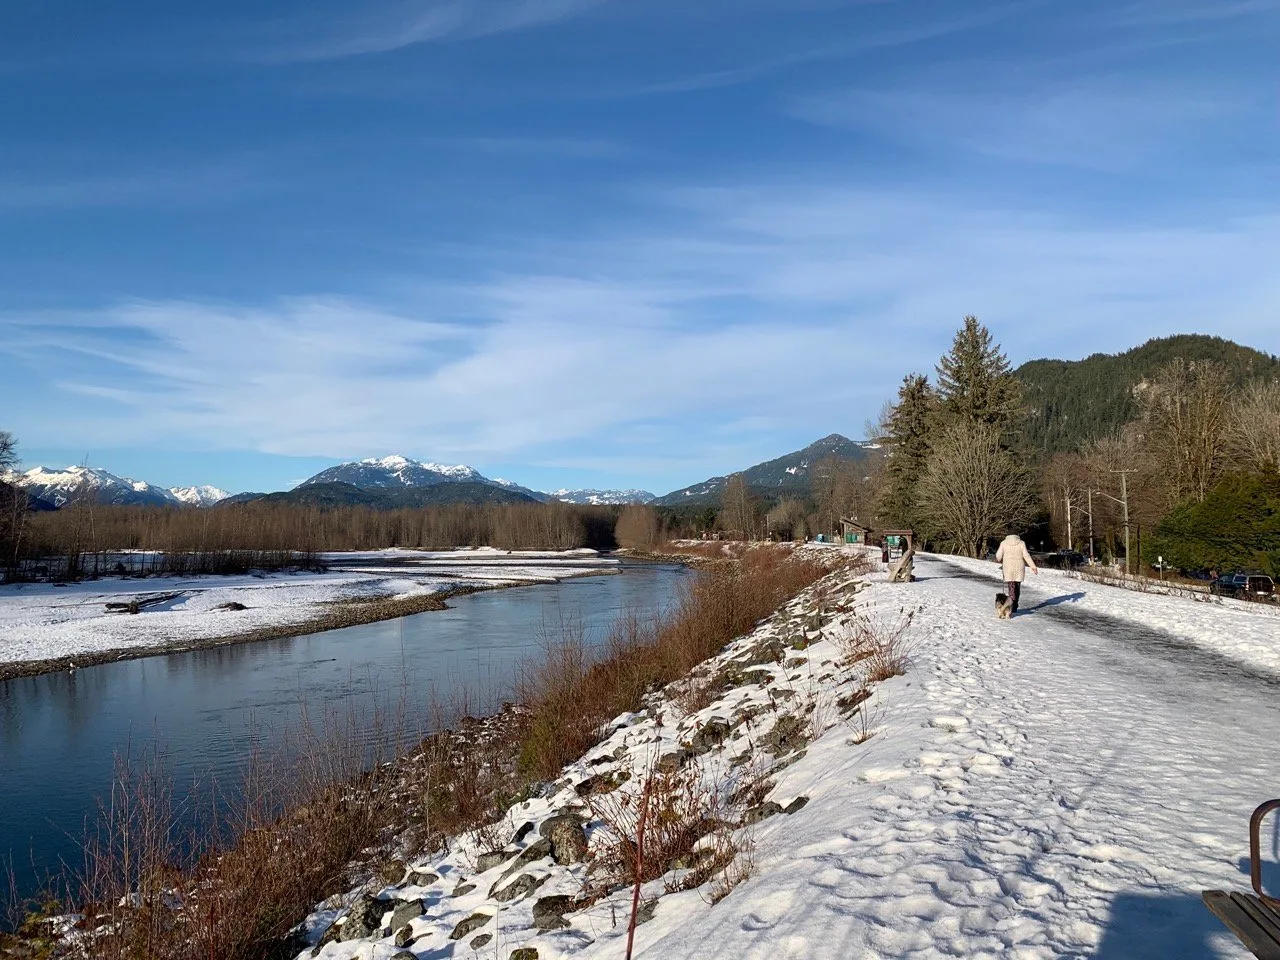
[2,0,1278,495]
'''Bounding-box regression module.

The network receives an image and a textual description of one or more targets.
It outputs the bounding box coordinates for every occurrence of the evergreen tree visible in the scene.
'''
[878,374,937,530]
[935,316,1022,434]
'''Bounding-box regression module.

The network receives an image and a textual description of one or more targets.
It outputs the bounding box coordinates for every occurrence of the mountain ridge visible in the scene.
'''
[652,434,877,507]
[1015,334,1280,455]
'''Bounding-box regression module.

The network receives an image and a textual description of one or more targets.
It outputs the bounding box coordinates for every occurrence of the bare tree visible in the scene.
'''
[1137,359,1233,505]
[615,505,662,550]
[717,474,757,540]
[1231,379,1280,475]
[918,421,1037,557]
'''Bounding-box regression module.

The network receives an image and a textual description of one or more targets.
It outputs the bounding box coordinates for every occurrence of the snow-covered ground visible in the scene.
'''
[0,548,618,669]
[302,550,1277,959]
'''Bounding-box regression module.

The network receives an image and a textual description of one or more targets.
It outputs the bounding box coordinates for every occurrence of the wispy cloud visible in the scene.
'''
[246,0,609,63]
[5,176,1279,471]
[791,63,1267,172]
[0,159,271,211]
[601,3,1042,97]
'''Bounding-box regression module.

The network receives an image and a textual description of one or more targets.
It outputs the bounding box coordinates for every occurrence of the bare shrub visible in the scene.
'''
[517,546,828,779]
[836,607,918,683]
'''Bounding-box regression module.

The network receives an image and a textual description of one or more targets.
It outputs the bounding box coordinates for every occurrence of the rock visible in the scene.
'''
[509,950,540,960]
[393,923,415,948]
[378,857,408,886]
[410,869,439,886]
[532,895,575,931]
[452,882,477,898]
[476,850,510,872]
[390,953,416,960]
[336,893,387,941]
[687,717,731,755]
[742,801,783,826]
[511,821,535,844]
[471,934,494,949]
[574,771,629,796]
[539,815,588,865]
[636,898,658,925]
[656,750,691,774]
[490,872,548,903]
[783,796,810,815]
[390,899,425,931]
[450,912,492,940]
[761,714,807,756]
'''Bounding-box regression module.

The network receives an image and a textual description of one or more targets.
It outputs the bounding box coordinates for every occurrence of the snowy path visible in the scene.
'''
[631,554,1278,959]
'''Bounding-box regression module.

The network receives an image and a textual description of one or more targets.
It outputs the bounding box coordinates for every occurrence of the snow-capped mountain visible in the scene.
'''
[549,489,657,506]
[298,455,486,490]
[168,485,231,507]
[5,466,231,508]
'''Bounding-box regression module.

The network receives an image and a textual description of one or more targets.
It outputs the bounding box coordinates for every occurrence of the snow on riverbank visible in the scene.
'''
[0,550,619,670]
[299,550,1272,959]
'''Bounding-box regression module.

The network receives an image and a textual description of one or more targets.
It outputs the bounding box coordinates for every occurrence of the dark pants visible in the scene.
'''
[1006,581,1022,613]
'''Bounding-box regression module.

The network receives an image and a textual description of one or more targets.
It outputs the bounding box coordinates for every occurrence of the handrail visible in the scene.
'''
[1249,799,1280,906]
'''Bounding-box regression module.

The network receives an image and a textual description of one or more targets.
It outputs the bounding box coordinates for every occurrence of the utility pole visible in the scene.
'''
[1065,491,1073,553]
[1087,488,1095,562]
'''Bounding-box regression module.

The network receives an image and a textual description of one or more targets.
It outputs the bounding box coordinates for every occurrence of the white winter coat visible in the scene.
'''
[995,535,1037,582]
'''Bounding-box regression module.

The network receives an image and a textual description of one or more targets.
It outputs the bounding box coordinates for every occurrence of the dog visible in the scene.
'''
[995,592,1014,619]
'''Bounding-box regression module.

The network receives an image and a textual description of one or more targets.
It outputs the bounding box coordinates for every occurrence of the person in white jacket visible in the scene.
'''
[995,533,1038,614]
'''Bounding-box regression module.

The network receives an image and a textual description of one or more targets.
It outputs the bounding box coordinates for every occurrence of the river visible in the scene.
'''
[0,561,689,907]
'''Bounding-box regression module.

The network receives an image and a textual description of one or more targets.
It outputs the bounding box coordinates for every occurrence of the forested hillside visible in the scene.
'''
[1017,335,1279,456]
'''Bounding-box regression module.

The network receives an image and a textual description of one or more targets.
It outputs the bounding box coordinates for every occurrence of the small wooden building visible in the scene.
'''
[840,518,871,545]
[880,528,914,560]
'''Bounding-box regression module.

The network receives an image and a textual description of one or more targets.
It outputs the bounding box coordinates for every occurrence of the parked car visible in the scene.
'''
[1042,549,1088,569]
[1210,572,1276,600]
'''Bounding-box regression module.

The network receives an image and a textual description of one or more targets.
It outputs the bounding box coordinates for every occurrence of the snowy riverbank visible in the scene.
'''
[293,550,1272,959]
[0,548,619,679]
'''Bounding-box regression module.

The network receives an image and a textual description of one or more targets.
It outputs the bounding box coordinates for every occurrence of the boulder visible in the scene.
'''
[409,869,439,886]
[497,838,552,882]
[783,796,810,815]
[471,934,494,949]
[742,801,783,826]
[539,815,588,865]
[511,821,536,844]
[509,950,540,960]
[451,882,477,898]
[338,894,387,941]
[390,899,425,931]
[450,912,492,940]
[532,895,575,931]
[490,872,548,903]
[476,850,510,873]
[393,924,415,948]
[687,717,731,755]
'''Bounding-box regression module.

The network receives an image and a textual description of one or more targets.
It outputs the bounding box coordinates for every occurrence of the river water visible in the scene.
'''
[0,562,688,905]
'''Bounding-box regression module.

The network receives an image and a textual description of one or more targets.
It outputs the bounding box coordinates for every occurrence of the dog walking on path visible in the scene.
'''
[995,533,1038,616]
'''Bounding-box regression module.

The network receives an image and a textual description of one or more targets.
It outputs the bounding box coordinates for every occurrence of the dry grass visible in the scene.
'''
[516,546,828,779]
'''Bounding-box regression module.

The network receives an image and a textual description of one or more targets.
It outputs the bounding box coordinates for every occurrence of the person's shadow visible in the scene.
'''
[1093,891,1240,958]
[1020,591,1086,614]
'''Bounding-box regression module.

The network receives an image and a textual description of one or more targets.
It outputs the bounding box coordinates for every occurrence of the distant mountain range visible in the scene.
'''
[652,434,878,507]
[548,489,657,506]
[5,466,230,508]
[226,457,657,509]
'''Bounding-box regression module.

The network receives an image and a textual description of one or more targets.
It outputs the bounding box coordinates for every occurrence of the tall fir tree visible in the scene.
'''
[935,316,1022,434]
[878,374,937,530]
